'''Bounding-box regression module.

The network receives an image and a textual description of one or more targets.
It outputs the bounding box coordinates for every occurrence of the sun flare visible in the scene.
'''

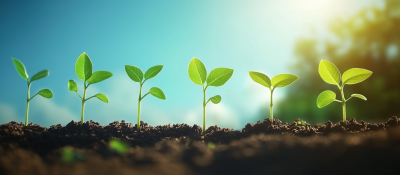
[289,0,345,24]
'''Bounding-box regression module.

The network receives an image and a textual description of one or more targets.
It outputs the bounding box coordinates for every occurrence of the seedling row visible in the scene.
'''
[11,52,373,133]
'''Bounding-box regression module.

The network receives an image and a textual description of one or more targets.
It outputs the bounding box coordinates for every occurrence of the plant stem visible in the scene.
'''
[202,85,206,135]
[25,82,31,126]
[137,83,143,131]
[270,89,274,123]
[340,87,346,125]
[81,83,87,126]
[137,100,141,131]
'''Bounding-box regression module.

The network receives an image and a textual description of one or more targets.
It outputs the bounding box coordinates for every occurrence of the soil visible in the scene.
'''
[1,116,399,175]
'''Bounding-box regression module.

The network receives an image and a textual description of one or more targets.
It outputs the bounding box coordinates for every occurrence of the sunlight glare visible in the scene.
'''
[289,0,344,25]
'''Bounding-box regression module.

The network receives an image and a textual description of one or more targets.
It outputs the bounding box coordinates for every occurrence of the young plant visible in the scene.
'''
[317,60,372,125]
[188,57,234,134]
[297,120,307,126]
[68,52,113,125]
[12,58,53,126]
[249,71,299,122]
[109,139,129,154]
[61,147,84,163]
[125,64,166,131]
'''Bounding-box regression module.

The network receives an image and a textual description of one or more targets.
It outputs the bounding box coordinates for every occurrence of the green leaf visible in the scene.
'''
[30,70,49,83]
[188,57,207,85]
[109,139,129,154]
[209,95,221,104]
[75,52,93,81]
[125,65,143,82]
[68,80,78,92]
[206,68,234,87]
[350,94,367,101]
[319,60,341,86]
[144,65,163,80]
[94,93,108,103]
[61,147,74,163]
[271,74,299,88]
[208,142,216,149]
[87,71,113,85]
[317,90,337,108]
[12,58,28,81]
[149,87,166,100]
[249,71,271,89]
[342,68,372,85]
[38,89,53,98]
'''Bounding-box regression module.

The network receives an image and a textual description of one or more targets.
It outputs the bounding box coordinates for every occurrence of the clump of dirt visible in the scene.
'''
[0,117,399,175]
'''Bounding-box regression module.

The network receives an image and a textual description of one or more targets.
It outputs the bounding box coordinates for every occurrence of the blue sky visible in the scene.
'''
[0,0,380,129]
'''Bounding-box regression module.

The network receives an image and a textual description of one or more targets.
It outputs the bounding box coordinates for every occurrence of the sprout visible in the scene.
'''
[61,147,84,163]
[109,139,129,154]
[249,71,299,122]
[68,52,113,125]
[125,64,166,131]
[12,58,53,126]
[188,58,234,134]
[207,142,216,149]
[317,60,372,125]
[297,120,307,126]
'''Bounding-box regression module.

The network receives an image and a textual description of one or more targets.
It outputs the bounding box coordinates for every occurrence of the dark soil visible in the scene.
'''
[1,116,400,175]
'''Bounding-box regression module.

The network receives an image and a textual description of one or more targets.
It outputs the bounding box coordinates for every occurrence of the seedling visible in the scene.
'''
[12,58,53,126]
[297,120,307,126]
[109,139,129,154]
[249,71,299,122]
[317,60,372,125]
[61,147,84,163]
[188,58,234,134]
[125,64,166,131]
[61,147,74,163]
[207,142,216,149]
[68,52,113,125]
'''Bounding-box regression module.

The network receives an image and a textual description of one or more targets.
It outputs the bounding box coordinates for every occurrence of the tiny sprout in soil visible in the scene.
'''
[61,147,84,163]
[297,120,307,126]
[109,139,129,154]
[249,71,299,122]
[188,57,234,134]
[12,58,53,126]
[68,52,113,125]
[208,142,216,149]
[317,60,372,125]
[125,64,166,131]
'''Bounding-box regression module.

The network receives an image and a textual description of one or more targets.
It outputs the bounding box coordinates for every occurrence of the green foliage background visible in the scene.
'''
[261,0,400,125]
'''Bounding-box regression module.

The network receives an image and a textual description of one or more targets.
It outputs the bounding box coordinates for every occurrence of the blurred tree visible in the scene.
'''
[273,0,400,125]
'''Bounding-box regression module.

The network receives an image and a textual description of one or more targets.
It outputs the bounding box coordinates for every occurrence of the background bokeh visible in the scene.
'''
[275,0,400,125]
[0,0,398,129]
